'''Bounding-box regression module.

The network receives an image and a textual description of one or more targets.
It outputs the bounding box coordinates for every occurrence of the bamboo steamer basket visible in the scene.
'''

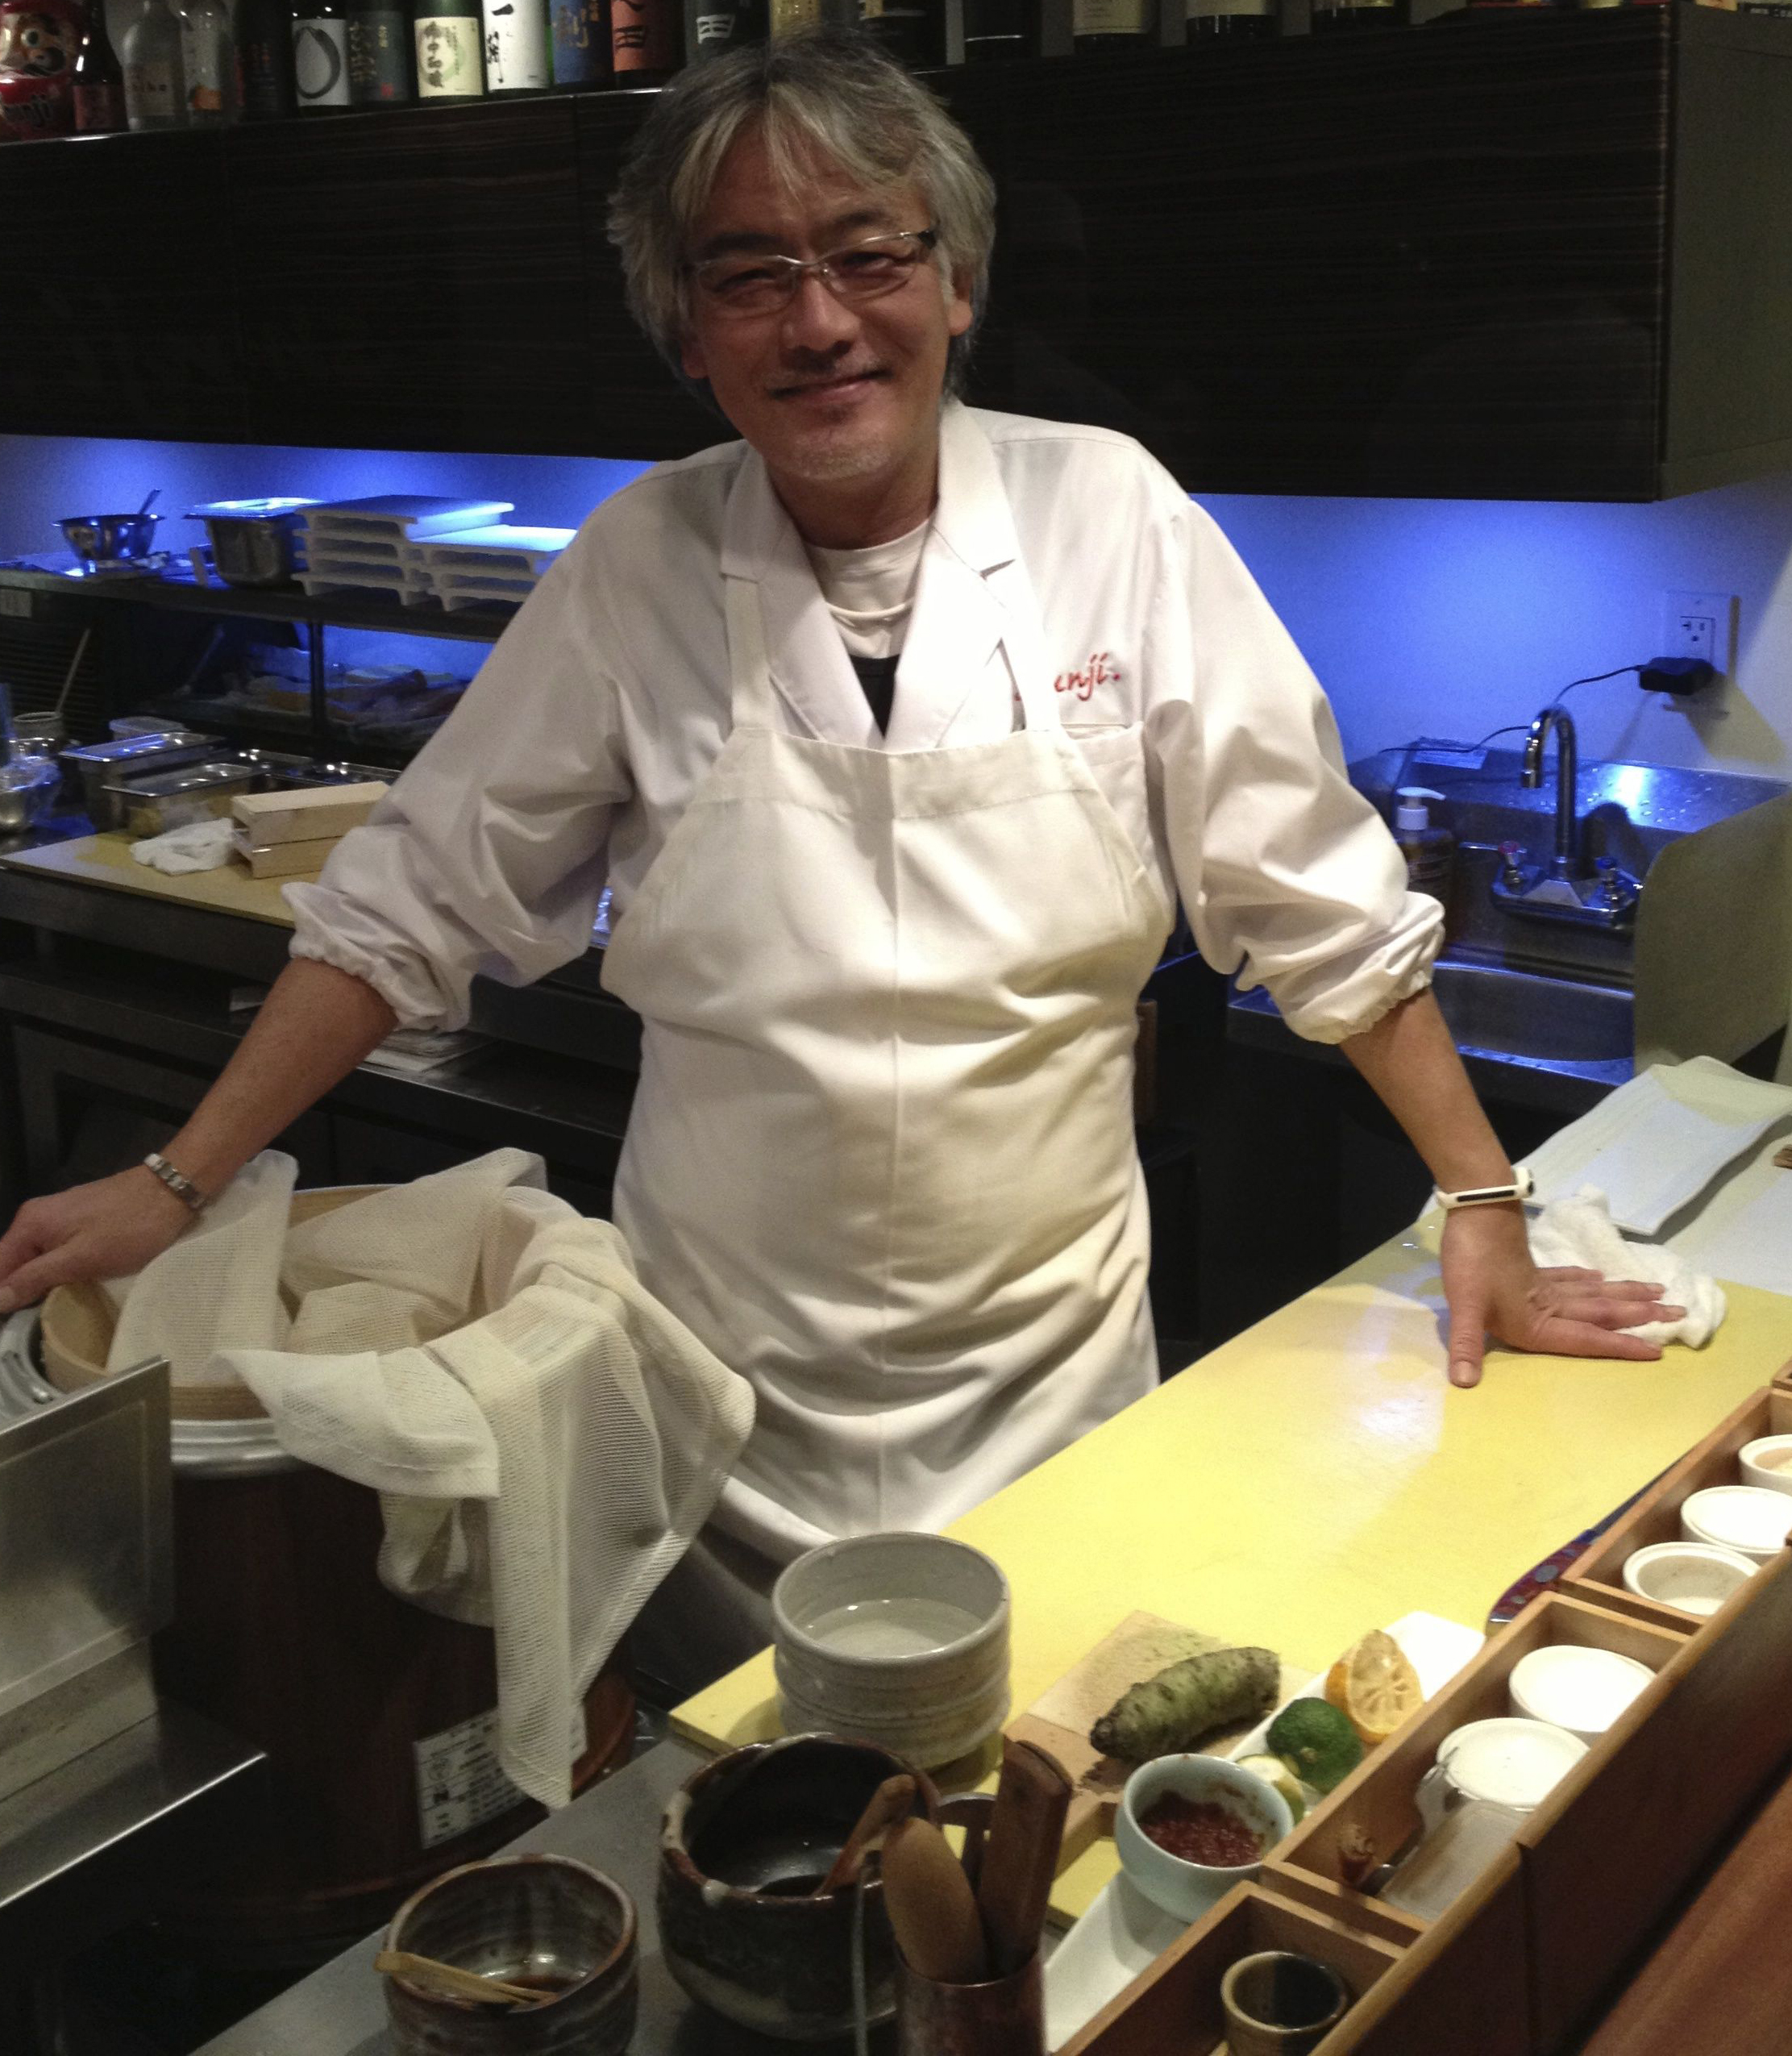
[40,1185,375,1418]
[38,1186,635,1957]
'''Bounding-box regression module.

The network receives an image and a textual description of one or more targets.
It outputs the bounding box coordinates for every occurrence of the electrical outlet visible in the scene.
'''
[1661,590,1736,677]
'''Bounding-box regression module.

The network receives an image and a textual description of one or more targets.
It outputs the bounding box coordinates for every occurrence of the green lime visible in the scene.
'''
[1266,1699,1364,1796]
[1235,1754,1307,1824]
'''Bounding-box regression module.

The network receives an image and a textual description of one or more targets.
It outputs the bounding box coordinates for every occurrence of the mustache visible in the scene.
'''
[767,366,889,397]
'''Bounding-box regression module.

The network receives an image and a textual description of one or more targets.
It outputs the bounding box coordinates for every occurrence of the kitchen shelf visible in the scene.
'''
[0,564,517,644]
[4,8,1791,498]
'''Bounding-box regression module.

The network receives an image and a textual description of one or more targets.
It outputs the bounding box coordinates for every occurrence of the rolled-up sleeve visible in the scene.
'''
[285,542,633,1032]
[1150,498,1441,1044]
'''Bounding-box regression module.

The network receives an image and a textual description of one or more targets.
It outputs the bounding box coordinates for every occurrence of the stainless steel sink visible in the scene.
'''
[1429,961,1632,1071]
[1227,958,1634,1100]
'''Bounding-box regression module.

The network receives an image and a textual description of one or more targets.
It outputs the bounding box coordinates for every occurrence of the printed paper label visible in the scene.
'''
[414,1708,526,1850]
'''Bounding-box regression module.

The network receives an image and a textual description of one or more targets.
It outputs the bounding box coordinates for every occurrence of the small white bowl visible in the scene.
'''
[1436,1717,1587,1809]
[1682,1485,1792,1566]
[1738,1435,1792,1496]
[1508,1644,1655,1746]
[771,1533,1010,1770]
[1113,1754,1293,1924]
[1623,1540,1757,1617]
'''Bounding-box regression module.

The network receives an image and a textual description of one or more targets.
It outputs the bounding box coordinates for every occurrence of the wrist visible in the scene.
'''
[1433,1167,1532,1213]
[139,1153,211,1216]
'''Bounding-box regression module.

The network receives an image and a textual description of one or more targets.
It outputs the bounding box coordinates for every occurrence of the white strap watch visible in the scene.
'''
[1434,1167,1535,1212]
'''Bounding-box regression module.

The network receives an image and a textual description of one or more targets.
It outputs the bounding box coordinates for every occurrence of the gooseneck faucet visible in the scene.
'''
[1523,704,1578,877]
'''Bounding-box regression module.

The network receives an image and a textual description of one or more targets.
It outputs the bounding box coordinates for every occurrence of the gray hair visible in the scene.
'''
[607,29,996,397]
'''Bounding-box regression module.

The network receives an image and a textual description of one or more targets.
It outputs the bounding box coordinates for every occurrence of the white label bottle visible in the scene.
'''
[122,0,188,128]
[293,0,351,107]
[482,0,550,89]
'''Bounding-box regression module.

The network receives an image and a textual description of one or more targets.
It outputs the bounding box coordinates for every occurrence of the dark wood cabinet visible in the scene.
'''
[229,101,611,456]
[2,129,246,443]
[2,7,1790,496]
[9,1025,333,1191]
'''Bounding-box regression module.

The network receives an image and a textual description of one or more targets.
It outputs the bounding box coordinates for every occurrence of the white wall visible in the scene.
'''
[1200,475,1792,778]
[6,430,1790,780]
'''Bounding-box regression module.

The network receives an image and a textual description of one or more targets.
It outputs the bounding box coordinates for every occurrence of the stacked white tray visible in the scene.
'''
[400,524,575,611]
[297,497,515,603]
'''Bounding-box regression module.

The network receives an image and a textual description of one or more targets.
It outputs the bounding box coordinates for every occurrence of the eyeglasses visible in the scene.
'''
[687,228,940,318]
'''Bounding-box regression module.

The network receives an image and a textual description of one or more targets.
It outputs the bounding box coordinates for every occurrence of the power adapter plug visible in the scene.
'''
[1639,656,1718,695]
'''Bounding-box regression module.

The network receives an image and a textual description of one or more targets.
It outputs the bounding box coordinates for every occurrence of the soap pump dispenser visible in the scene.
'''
[1394,787,1456,906]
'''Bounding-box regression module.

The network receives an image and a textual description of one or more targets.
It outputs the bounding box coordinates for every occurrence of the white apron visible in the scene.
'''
[601,447,1174,1635]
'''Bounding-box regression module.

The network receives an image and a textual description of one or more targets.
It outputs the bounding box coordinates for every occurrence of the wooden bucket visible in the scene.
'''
[39,1187,635,1954]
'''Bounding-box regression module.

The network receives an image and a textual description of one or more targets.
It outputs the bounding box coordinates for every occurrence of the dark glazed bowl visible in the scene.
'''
[57,514,164,564]
[384,1854,637,2054]
[658,1733,938,2041]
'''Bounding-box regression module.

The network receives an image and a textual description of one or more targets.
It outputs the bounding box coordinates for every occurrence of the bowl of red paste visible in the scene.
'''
[1113,1754,1293,1922]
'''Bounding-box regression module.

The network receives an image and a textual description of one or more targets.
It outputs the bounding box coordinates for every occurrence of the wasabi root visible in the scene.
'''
[1090,1646,1279,1763]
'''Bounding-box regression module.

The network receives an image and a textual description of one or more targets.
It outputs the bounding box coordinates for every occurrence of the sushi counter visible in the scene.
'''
[191,1226,1792,2056]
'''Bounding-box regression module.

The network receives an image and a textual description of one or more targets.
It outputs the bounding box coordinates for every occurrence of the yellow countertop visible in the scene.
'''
[671,1232,1792,1914]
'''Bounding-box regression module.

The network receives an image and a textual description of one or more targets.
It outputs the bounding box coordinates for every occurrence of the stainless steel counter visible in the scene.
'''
[195,1738,890,2056]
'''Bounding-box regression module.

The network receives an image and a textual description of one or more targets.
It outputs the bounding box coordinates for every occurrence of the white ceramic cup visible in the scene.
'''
[1681,1484,1792,1565]
[771,1532,1010,1771]
[1430,1717,1587,1811]
[1738,1434,1792,1497]
[1622,1540,1757,1617]
[1507,1644,1655,1746]
[1114,1754,1293,1924]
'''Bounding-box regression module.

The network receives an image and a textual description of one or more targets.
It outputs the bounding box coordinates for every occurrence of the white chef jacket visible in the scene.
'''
[287,405,1441,1048]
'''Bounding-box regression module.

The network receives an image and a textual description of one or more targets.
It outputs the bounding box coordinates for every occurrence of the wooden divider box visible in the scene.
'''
[1262,1594,1688,1950]
[1317,1850,1529,2056]
[1058,1883,1404,2056]
[1517,1546,1792,2052]
[1563,1386,1792,1629]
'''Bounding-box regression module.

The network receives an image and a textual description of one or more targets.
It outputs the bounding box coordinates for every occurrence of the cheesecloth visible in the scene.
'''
[105,1147,755,1808]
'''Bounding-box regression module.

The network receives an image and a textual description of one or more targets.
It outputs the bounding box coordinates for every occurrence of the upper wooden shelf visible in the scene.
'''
[6,7,1789,500]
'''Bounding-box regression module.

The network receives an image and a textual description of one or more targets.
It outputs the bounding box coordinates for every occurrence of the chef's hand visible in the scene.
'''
[1439,1204,1681,1389]
[0,1167,193,1315]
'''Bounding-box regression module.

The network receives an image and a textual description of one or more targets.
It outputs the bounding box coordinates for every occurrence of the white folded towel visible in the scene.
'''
[130,817,235,874]
[1529,1187,1726,1348]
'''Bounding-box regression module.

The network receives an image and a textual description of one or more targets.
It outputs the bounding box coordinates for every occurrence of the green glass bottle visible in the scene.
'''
[347,0,414,100]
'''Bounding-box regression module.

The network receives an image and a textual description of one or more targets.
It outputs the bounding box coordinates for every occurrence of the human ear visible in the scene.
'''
[946,268,975,339]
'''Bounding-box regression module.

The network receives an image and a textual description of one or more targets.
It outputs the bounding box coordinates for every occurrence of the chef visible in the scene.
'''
[0,31,1671,1685]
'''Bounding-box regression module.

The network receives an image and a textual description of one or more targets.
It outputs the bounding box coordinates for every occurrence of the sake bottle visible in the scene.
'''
[413,0,484,97]
[122,0,187,128]
[347,0,413,99]
[293,0,351,106]
[481,0,549,89]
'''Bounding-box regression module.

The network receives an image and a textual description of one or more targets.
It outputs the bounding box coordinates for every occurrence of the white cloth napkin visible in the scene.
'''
[1522,1059,1792,1236]
[105,1148,755,1810]
[130,817,236,874]
[1529,1187,1726,1348]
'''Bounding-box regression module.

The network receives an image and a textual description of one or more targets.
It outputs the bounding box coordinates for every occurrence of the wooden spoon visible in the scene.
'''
[374,1948,554,2008]
[812,1772,918,1896]
[880,1817,988,1985]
